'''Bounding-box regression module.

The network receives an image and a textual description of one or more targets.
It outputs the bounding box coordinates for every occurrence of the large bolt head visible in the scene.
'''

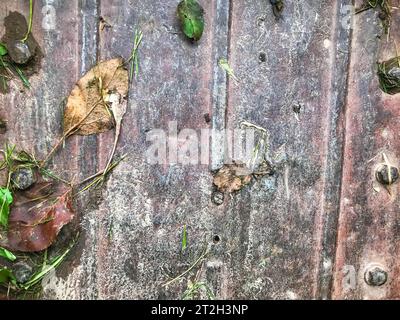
[364,265,388,287]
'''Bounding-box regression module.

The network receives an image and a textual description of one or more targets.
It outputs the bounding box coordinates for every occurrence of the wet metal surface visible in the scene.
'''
[0,0,400,299]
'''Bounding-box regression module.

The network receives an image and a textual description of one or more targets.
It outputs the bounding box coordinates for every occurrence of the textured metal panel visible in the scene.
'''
[332,1,400,300]
[0,0,399,300]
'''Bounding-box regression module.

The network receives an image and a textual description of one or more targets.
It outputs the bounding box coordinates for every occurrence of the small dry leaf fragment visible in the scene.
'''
[63,58,128,136]
[103,93,127,174]
[213,164,252,193]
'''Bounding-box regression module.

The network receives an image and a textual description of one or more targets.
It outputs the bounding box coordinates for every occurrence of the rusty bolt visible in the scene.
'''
[11,166,36,190]
[12,261,34,284]
[364,266,388,287]
[376,164,399,185]
[8,40,34,65]
[211,191,224,205]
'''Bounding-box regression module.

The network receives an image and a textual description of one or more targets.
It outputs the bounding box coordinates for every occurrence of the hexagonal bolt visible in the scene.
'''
[375,164,399,186]
[211,191,224,206]
[364,266,388,287]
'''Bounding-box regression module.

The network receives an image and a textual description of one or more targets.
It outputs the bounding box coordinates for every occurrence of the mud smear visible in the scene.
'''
[0,11,42,94]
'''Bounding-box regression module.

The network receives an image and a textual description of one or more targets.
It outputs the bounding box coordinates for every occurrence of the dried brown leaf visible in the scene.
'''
[6,191,75,252]
[63,58,128,136]
[213,164,252,193]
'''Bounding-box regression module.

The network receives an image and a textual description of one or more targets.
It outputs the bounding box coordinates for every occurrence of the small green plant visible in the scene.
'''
[163,247,209,288]
[0,268,17,286]
[0,188,13,229]
[182,279,215,300]
[21,0,34,43]
[0,46,31,91]
[181,225,188,252]
[378,56,400,95]
[77,155,126,194]
[218,58,239,83]
[128,29,143,82]
[356,0,392,35]
[21,244,72,290]
[0,235,76,293]
[0,247,16,261]
[0,43,7,56]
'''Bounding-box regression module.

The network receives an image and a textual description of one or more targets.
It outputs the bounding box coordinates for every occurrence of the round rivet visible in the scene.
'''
[11,166,36,190]
[364,265,388,287]
[211,191,224,206]
[376,164,399,185]
[12,261,34,284]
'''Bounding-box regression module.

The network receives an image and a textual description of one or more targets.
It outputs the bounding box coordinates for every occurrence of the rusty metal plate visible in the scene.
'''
[0,0,399,300]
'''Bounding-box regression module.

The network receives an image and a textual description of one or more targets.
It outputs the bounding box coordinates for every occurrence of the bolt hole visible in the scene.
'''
[293,103,302,114]
[258,52,266,63]
[213,235,221,244]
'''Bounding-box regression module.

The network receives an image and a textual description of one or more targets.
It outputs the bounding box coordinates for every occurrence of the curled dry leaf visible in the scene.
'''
[0,180,75,252]
[213,164,252,193]
[63,58,128,136]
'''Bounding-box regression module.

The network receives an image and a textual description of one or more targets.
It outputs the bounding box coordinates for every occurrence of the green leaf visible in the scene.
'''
[22,244,72,290]
[0,268,16,285]
[181,225,187,252]
[0,43,7,56]
[0,247,16,261]
[0,188,13,229]
[12,64,31,88]
[218,58,239,82]
[177,0,205,41]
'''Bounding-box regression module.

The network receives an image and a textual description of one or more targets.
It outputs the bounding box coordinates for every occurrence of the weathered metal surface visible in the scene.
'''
[226,0,353,300]
[0,0,399,300]
[332,1,400,300]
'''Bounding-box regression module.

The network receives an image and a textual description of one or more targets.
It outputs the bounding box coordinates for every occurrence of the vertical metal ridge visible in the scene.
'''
[210,0,231,170]
[78,0,100,179]
[77,0,101,299]
[315,0,354,300]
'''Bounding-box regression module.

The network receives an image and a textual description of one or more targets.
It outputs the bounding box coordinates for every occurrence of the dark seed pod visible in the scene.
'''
[11,166,36,190]
[7,40,33,65]
[13,261,34,284]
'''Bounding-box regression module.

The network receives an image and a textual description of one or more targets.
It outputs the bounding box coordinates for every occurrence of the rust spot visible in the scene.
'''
[204,113,211,123]
[0,118,6,134]
[213,164,252,193]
